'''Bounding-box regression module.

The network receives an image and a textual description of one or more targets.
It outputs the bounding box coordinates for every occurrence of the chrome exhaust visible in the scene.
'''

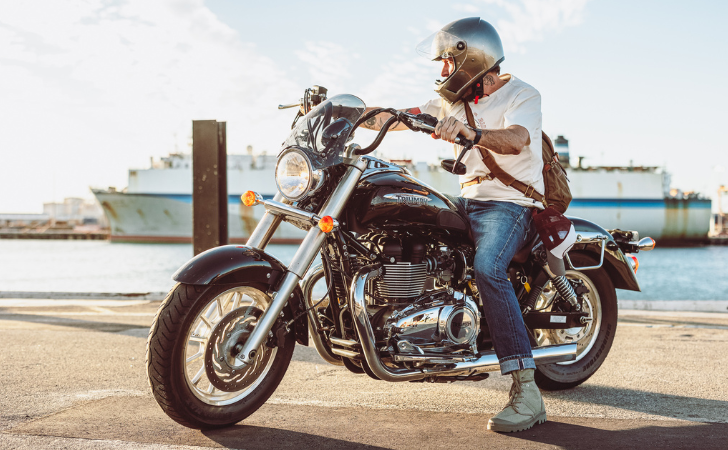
[349,264,577,382]
[301,264,343,366]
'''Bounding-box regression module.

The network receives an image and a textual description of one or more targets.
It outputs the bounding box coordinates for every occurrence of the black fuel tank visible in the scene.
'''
[348,171,468,235]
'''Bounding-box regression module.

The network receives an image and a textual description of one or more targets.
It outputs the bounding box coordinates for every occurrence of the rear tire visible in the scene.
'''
[146,283,294,429]
[533,253,618,391]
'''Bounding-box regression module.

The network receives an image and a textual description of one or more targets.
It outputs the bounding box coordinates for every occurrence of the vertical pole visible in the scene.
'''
[192,120,228,255]
[217,122,228,244]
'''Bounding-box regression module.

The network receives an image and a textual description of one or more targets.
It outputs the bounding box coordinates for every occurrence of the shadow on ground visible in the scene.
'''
[201,426,391,449]
[544,384,728,422]
[0,313,147,333]
[502,420,728,450]
[7,396,728,449]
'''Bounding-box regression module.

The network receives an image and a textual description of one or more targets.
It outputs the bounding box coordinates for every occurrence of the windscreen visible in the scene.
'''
[282,94,366,169]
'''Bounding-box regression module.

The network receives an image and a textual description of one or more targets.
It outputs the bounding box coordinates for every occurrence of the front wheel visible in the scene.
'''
[146,283,294,429]
[533,253,618,390]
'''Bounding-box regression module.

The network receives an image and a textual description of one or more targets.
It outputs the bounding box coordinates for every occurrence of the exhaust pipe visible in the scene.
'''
[301,264,344,366]
[349,264,577,382]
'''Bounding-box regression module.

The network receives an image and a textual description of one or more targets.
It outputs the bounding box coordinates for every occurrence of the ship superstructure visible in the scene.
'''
[92,138,711,244]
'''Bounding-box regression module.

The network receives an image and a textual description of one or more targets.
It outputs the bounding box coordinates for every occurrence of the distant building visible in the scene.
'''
[42,197,108,227]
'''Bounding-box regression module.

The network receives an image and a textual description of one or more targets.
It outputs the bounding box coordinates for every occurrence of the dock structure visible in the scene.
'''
[0,230,108,240]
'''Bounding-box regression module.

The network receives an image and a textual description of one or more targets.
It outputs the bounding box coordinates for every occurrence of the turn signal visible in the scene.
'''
[242,191,259,207]
[638,237,656,251]
[626,253,639,273]
[318,216,334,233]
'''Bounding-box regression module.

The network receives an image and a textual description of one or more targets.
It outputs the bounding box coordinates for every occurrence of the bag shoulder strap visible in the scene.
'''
[542,131,555,154]
[461,101,546,205]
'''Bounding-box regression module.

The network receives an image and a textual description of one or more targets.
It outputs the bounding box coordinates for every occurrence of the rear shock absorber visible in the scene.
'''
[524,266,580,314]
[551,275,580,311]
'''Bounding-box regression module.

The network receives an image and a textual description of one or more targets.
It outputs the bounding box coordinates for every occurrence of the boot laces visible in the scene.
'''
[505,379,525,414]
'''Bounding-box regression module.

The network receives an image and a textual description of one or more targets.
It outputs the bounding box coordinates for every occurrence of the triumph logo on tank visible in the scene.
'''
[383,193,432,205]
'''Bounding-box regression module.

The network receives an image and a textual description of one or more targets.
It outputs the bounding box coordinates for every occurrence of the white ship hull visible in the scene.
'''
[92,154,711,244]
[93,190,306,244]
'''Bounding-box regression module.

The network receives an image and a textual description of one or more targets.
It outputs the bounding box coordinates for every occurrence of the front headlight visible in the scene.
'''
[275,150,323,201]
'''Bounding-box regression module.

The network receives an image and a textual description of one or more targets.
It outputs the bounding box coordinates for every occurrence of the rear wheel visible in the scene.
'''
[146,283,294,429]
[533,253,618,390]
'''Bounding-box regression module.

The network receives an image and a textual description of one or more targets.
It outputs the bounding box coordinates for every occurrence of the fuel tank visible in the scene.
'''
[347,170,469,236]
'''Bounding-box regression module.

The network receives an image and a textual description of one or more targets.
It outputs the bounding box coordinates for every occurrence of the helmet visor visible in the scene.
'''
[416,30,467,61]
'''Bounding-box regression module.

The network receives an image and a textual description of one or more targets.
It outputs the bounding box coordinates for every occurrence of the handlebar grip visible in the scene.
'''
[455,134,474,148]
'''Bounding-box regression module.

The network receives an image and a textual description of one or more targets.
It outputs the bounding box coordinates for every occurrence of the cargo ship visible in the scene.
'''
[92,137,712,245]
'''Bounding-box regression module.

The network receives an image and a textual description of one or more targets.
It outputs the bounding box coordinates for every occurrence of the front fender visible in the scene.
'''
[173,245,287,285]
[568,216,640,292]
[172,245,308,345]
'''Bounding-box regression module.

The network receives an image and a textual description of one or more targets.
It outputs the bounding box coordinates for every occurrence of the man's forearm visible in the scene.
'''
[473,125,531,156]
[359,107,421,131]
[360,108,390,131]
[435,117,530,154]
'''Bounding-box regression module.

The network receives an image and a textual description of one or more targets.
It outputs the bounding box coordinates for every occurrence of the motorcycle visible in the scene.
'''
[146,86,655,429]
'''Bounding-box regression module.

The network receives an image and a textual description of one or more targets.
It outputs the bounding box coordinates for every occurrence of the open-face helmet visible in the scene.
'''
[417,17,505,104]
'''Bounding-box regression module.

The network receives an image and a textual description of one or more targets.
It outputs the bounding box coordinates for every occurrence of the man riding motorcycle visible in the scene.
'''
[361,17,546,433]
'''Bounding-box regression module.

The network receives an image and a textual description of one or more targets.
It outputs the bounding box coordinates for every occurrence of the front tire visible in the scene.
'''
[146,283,294,429]
[533,253,618,390]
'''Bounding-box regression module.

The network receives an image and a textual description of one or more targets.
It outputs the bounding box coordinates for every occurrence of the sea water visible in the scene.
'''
[0,240,726,300]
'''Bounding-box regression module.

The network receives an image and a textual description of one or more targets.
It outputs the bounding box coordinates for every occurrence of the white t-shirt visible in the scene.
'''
[419,74,544,209]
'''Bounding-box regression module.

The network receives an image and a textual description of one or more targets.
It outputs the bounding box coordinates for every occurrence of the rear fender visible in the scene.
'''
[568,217,640,292]
[172,245,309,345]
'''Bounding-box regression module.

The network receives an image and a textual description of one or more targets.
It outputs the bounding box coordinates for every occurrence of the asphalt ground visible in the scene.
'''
[1,298,727,449]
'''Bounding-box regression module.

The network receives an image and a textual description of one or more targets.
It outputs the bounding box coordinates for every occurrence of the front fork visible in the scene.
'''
[235,155,369,366]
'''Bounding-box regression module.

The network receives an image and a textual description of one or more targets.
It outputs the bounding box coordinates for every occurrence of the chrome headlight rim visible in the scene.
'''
[275,148,324,202]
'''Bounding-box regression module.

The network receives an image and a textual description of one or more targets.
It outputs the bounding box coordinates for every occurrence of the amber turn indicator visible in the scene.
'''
[242,191,259,207]
[318,216,334,233]
[626,253,639,273]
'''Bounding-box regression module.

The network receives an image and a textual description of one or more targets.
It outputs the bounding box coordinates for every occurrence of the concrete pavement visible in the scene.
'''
[1,297,727,449]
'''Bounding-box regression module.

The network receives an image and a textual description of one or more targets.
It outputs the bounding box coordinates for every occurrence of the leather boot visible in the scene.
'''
[487,369,546,432]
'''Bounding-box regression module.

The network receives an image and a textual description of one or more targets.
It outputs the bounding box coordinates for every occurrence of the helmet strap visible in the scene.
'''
[468,78,488,104]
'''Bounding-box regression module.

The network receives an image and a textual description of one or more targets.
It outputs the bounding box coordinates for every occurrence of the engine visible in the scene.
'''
[365,234,480,357]
[382,289,480,355]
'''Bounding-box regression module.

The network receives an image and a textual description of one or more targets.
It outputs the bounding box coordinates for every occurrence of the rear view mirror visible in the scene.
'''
[441,145,471,175]
[441,159,467,175]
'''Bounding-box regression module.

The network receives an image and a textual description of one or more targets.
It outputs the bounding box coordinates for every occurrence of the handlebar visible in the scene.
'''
[351,109,475,157]
[395,111,474,148]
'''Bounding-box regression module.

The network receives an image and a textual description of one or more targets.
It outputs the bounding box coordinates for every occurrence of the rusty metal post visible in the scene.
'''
[192,120,228,255]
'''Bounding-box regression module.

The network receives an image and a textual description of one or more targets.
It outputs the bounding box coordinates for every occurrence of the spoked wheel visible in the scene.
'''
[533,253,618,390]
[146,283,294,429]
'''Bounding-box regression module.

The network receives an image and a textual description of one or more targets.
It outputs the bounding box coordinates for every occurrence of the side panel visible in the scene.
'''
[172,245,308,345]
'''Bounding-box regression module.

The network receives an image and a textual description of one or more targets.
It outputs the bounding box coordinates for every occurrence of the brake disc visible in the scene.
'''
[204,306,273,392]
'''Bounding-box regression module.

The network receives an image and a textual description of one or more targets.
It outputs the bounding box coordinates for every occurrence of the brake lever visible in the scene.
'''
[396,111,434,133]
[278,102,301,110]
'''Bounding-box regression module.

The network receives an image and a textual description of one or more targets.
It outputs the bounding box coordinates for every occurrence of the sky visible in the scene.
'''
[1,0,727,213]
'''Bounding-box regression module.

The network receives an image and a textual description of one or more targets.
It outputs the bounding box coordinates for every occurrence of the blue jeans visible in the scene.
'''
[448,196,536,375]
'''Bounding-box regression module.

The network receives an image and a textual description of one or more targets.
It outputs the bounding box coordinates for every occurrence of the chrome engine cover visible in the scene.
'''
[383,289,480,354]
